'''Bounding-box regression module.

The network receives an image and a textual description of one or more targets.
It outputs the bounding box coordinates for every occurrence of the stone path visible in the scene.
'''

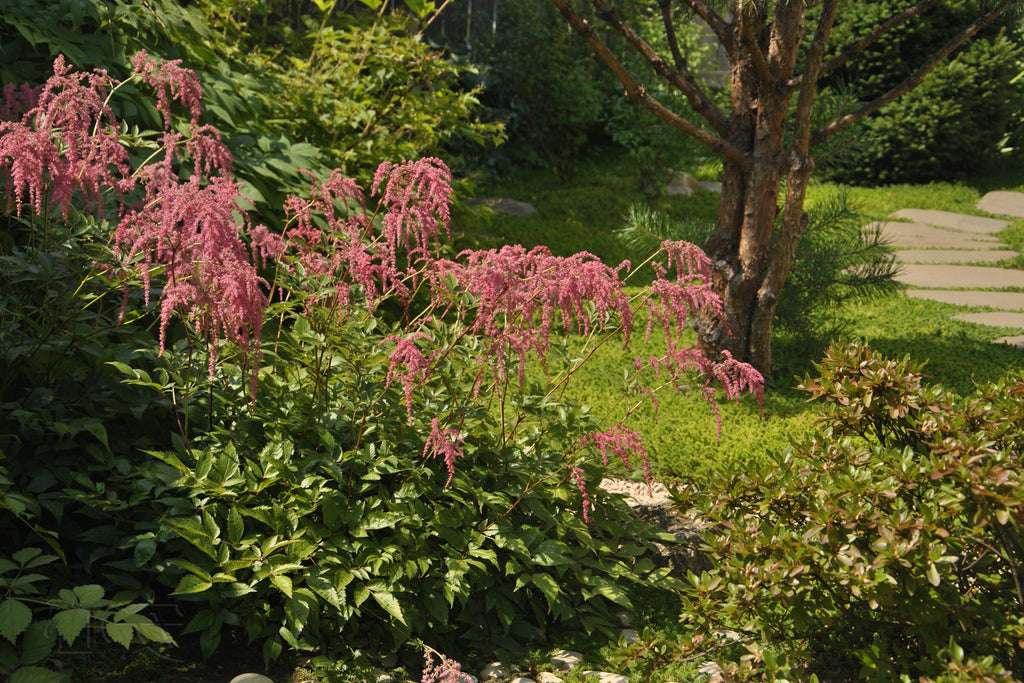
[878,191,1024,347]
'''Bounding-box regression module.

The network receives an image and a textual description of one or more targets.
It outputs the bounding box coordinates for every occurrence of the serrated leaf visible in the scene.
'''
[11,549,41,566]
[132,621,176,644]
[371,590,406,625]
[53,608,90,646]
[0,599,32,644]
[530,573,561,612]
[226,507,244,545]
[532,539,571,567]
[171,574,212,596]
[165,517,217,560]
[587,582,632,609]
[20,619,56,664]
[269,574,293,598]
[106,621,134,649]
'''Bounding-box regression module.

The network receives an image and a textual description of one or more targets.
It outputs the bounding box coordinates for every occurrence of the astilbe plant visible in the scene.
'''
[1,55,767,669]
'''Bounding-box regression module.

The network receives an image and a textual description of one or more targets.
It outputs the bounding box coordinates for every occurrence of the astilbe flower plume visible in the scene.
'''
[372,157,453,268]
[0,55,133,218]
[114,175,267,391]
[569,465,593,524]
[644,240,724,344]
[384,330,435,420]
[582,425,653,487]
[431,245,633,389]
[423,418,465,487]
[421,650,465,683]
[269,160,455,314]
[1,83,41,122]
[131,51,204,127]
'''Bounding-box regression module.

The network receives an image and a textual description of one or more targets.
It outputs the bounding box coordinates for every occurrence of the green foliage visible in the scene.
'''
[129,321,678,662]
[673,343,1024,680]
[818,0,1024,184]
[197,3,503,183]
[0,548,174,683]
[478,0,611,181]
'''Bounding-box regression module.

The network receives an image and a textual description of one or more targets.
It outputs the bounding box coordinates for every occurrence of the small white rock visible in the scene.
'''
[536,674,565,683]
[620,628,639,644]
[549,649,583,671]
[480,662,509,679]
[375,672,396,683]
[229,675,274,683]
[509,678,536,683]
[697,661,724,677]
[583,672,629,683]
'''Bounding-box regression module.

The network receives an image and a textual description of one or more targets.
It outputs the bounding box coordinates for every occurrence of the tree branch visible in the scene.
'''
[810,1,1014,147]
[548,0,746,164]
[740,14,772,83]
[678,0,737,56]
[590,0,731,138]
[657,0,688,72]
[817,0,943,80]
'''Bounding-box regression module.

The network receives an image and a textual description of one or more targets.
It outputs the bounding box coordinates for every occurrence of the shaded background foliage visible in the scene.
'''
[815,0,1024,183]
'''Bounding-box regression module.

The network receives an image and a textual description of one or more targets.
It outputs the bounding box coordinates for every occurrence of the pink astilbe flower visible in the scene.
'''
[431,245,633,389]
[421,650,465,683]
[131,51,204,127]
[645,240,724,344]
[185,124,233,179]
[423,418,465,487]
[569,465,593,524]
[0,55,133,217]
[372,157,453,268]
[277,169,372,310]
[384,331,435,420]
[274,160,457,315]
[639,342,764,439]
[582,425,652,487]
[114,175,267,392]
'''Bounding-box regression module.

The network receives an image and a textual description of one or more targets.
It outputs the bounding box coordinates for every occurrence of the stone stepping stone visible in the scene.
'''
[953,312,1024,330]
[994,334,1024,348]
[876,221,1001,249]
[893,249,1018,264]
[977,191,1024,219]
[888,209,1007,233]
[896,264,1024,289]
[464,197,538,216]
[891,209,1009,233]
[906,290,1024,310]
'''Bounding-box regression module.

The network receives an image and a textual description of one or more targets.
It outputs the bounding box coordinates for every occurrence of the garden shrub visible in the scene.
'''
[0,55,763,674]
[816,0,1023,184]
[668,343,1024,681]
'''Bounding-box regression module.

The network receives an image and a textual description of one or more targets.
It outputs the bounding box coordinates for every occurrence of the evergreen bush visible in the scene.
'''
[817,0,1023,184]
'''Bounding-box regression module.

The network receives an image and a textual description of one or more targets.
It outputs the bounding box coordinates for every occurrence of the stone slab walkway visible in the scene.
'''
[879,191,1024,347]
